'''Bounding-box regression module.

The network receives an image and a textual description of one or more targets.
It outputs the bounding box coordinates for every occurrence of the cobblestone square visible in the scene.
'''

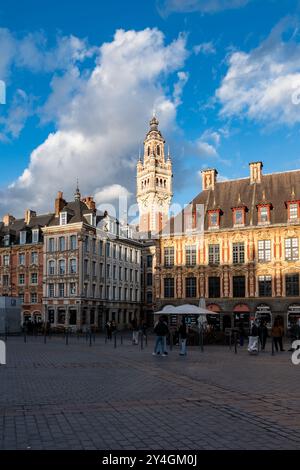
[0,335,300,450]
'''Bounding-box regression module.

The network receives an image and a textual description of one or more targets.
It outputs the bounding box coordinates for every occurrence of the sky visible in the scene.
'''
[1,0,300,218]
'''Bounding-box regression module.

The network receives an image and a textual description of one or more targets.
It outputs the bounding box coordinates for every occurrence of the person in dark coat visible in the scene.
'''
[152,316,169,356]
[258,320,268,351]
[178,317,188,356]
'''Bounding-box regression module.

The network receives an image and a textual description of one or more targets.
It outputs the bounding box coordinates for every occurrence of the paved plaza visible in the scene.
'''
[0,334,300,450]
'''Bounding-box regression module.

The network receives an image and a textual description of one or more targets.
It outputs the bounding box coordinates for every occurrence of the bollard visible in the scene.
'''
[145,334,148,347]
[65,329,69,346]
[234,332,237,354]
[89,332,92,347]
[229,331,232,350]
[24,331,27,343]
[44,331,47,344]
[114,333,117,349]
[272,337,275,356]
[85,331,88,342]
[120,335,123,345]
[140,333,144,350]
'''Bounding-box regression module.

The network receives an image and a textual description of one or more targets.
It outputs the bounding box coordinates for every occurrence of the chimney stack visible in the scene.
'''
[201,168,218,191]
[2,214,15,226]
[82,196,96,211]
[249,161,263,184]
[24,209,36,225]
[55,191,66,217]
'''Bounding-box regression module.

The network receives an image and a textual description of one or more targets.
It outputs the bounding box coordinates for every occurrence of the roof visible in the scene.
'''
[49,199,94,226]
[162,169,300,235]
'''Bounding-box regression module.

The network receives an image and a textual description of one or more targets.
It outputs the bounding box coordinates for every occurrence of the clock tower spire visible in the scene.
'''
[136,115,173,234]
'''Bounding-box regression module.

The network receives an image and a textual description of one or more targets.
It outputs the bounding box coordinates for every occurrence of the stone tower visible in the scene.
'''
[137,115,173,233]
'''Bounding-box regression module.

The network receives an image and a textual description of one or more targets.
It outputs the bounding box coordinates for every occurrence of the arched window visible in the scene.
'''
[69,258,77,274]
[164,180,166,187]
[48,260,55,275]
[160,179,163,186]
[157,145,160,155]
[59,259,66,275]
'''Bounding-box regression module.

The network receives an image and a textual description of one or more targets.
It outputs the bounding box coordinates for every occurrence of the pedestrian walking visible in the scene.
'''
[130,317,139,345]
[272,319,285,352]
[238,321,245,347]
[178,317,188,356]
[258,320,268,351]
[105,320,112,340]
[152,316,169,356]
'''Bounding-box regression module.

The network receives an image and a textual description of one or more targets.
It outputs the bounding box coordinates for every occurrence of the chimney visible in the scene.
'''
[201,168,218,190]
[24,209,36,225]
[3,214,15,226]
[55,191,66,217]
[249,161,263,184]
[82,196,96,211]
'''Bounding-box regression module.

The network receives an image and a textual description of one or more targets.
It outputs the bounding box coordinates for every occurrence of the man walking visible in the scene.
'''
[152,316,169,356]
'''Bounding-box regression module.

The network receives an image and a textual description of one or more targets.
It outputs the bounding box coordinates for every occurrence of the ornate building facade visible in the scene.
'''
[136,115,173,234]
[154,162,300,330]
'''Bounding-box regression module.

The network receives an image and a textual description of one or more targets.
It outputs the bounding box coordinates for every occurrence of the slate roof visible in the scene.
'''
[162,169,300,235]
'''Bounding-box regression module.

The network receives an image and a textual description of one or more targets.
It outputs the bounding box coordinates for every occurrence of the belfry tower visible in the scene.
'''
[136,115,173,233]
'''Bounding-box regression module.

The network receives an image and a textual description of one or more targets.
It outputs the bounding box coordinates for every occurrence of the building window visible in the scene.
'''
[58,283,65,297]
[285,238,299,261]
[185,245,196,266]
[208,277,220,298]
[3,255,10,266]
[258,275,272,297]
[32,229,39,243]
[113,265,116,280]
[124,247,128,261]
[31,273,38,284]
[31,252,38,264]
[60,212,67,225]
[147,291,152,304]
[59,259,66,275]
[186,277,196,298]
[106,264,110,278]
[130,249,133,262]
[70,282,76,295]
[208,244,220,265]
[147,273,153,286]
[258,206,270,224]
[146,255,152,268]
[48,238,55,252]
[130,269,133,282]
[286,274,299,297]
[4,235,10,246]
[19,274,25,285]
[20,231,27,245]
[93,261,96,277]
[19,253,25,265]
[3,275,9,286]
[19,293,24,304]
[258,240,271,262]
[59,237,65,251]
[164,277,174,298]
[233,209,245,226]
[112,286,116,300]
[84,237,89,253]
[164,247,174,268]
[233,276,246,297]
[48,284,54,297]
[208,211,219,228]
[70,259,77,274]
[106,242,110,257]
[288,203,299,221]
[31,292,37,304]
[84,260,89,276]
[70,235,77,250]
[48,260,55,275]
[119,266,122,280]
[233,242,245,264]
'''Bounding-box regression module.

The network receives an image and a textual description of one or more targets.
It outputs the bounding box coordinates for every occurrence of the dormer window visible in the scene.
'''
[257,204,271,225]
[232,207,246,227]
[208,210,220,229]
[20,231,27,245]
[286,201,300,222]
[60,212,67,225]
[32,229,39,244]
[4,235,10,246]
[85,214,95,226]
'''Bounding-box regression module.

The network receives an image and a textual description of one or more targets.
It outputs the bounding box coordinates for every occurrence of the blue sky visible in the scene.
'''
[1,0,300,217]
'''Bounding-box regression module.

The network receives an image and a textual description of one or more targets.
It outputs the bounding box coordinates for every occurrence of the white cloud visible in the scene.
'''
[194,42,216,55]
[196,140,219,157]
[94,184,131,205]
[216,17,300,126]
[1,28,188,216]
[157,0,250,16]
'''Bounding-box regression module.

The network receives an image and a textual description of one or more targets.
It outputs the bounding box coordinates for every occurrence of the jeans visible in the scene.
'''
[154,336,164,354]
[180,338,187,355]
[274,337,284,351]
